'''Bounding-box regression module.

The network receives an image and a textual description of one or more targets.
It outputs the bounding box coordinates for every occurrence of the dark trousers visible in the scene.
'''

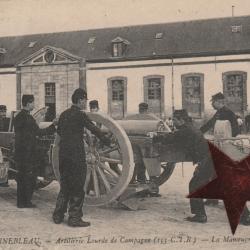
[53,157,86,220]
[189,163,214,216]
[131,144,146,183]
[16,163,37,206]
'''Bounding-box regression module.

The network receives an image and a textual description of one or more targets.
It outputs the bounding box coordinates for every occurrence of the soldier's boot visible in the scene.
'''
[185,214,207,223]
[52,191,68,224]
[52,213,64,224]
[68,218,90,227]
[148,176,161,197]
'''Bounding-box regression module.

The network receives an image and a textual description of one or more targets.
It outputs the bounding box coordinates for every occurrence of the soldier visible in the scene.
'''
[0,105,10,132]
[13,95,56,208]
[126,102,160,196]
[126,102,159,120]
[151,109,215,223]
[89,100,99,112]
[201,92,239,206]
[200,92,239,137]
[0,105,10,187]
[52,88,110,227]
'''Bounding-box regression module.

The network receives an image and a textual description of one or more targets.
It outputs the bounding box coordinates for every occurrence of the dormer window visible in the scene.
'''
[88,37,96,44]
[0,48,7,54]
[155,32,163,39]
[231,25,242,33]
[28,41,37,48]
[111,37,130,57]
[112,42,123,57]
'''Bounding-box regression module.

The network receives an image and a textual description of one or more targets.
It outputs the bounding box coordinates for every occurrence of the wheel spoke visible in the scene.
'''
[96,166,111,192]
[99,162,119,179]
[100,156,121,164]
[92,168,100,197]
[84,167,92,192]
[99,146,119,155]
[109,163,122,175]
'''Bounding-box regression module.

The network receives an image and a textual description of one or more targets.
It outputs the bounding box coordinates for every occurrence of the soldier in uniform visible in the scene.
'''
[200,92,239,137]
[89,100,99,113]
[126,102,159,184]
[0,105,10,187]
[126,102,161,196]
[0,105,10,132]
[201,92,239,206]
[52,88,110,227]
[200,93,250,224]
[13,95,56,208]
[151,109,215,223]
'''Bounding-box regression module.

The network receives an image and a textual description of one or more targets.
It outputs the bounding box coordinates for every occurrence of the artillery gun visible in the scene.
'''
[52,112,190,206]
[2,109,249,207]
[0,108,183,205]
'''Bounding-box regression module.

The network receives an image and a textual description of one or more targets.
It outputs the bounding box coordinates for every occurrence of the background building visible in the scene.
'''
[0,15,250,121]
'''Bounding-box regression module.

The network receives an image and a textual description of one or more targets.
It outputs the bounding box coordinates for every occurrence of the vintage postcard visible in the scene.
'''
[0,0,250,249]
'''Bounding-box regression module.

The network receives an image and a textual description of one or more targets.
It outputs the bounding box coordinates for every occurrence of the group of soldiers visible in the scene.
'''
[10,89,110,227]
[1,89,250,227]
[150,92,250,225]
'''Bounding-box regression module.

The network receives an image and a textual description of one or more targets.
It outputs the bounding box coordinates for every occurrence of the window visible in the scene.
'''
[111,37,130,57]
[112,42,124,57]
[107,77,127,119]
[148,79,161,100]
[112,80,124,101]
[45,82,55,97]
[155,32,163,39]
[222,71,247,113]
[0,48,7,54]
[28,41,37,48]
[231,25,242,33]
[44,82,56,121]
[181,73,204,118]
[88,37,96,44]
[143,75,164,116]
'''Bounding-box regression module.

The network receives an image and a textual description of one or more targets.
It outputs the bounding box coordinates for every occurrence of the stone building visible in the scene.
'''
[0,15,250,121]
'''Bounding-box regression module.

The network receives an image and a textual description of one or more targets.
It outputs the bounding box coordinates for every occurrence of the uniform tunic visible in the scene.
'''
[13,109,56,206]
[200,106,239,137]
[53,105,107,220]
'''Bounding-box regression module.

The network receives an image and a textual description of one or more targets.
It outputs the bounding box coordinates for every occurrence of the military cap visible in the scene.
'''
[22,94,34,106]
[0,105,7,111]
[173,109,189,119]
[139,102,148,110]
[210,92,225,101]
[89,100,99,109]
[71,88,88,103]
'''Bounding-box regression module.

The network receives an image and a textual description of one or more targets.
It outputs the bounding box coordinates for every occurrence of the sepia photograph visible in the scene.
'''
[0,0,250,249]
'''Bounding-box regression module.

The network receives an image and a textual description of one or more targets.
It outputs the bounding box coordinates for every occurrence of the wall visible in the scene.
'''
[87,54,250,119]
[0,69,16,116]
[20,63,80,115]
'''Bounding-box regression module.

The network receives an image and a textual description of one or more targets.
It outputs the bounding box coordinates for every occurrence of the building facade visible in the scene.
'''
[0,15,250,122]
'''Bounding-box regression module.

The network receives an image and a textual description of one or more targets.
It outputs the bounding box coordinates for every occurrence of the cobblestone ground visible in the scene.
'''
[0,163,249,250]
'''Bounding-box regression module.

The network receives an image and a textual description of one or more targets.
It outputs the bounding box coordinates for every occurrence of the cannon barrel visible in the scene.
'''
[40,117,164,135]
[116,120,163,135]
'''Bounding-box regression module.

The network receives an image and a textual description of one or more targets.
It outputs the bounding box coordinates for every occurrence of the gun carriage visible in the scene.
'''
[1,109,250,207]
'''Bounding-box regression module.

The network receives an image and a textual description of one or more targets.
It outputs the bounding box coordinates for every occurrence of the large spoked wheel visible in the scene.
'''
[52,112,134,206]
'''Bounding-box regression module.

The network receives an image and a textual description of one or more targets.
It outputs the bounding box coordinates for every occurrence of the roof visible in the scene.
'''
[1,15,250,67]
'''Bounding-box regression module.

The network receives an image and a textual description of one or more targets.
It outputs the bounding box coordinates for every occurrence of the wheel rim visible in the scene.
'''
[153,162,175,186]
[154,121,175,186]
[52,112,134,206]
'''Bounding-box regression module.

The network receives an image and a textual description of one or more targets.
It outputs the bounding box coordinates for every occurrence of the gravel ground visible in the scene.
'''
[0,163,250,250]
